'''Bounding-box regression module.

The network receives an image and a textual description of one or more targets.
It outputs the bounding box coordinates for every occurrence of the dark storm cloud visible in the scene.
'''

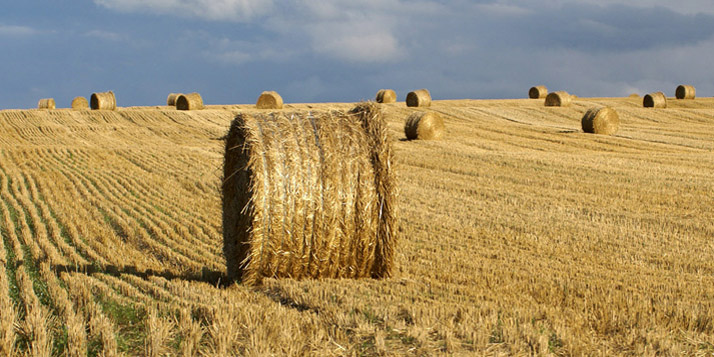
[1,1,714,108]
[509,3,714,52]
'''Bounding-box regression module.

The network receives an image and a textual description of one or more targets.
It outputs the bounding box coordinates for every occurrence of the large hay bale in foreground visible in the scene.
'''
[376,89,397,103]
[71,97,89,110]
[406,89,431,107]
[544,91,572,107]
[528,86,548,99]
[90,91,116,110]
[167,93,181,106]
[581,107,619,135]
[675,85,696,100]
[256,91,283,109]
[404,112,445,140]
[176,93,204,110]
[643,92,667,108]
[38,98,55,109]
[223,103,398,286]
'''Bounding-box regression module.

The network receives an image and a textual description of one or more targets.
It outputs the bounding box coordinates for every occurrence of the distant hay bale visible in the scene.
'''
[675,85,696,100]
[222,103,398,286]
[38,98,55,110]
[167,93,181,106]
[581,107,620,135]
[71,97,88,110]
[643,92,667,108]
[256,91,284,109]
[90,91,116,110]
[404,112,444,140]
[176,93,204,111]
[528,86,548,99]
[406,89,432,107]
[544,91,572,107]
[629,93,640,98]
[376,89,397,103]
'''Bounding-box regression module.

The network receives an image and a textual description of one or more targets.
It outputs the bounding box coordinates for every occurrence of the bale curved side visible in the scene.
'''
[404,112,445,140]
[167,93,181,106]
[406,89,432,107]
[643,92,667,108]
[256,91,284,109]
[581,107,620,135]
[38,98,55,110]
[376,89,397,103]
[529,86,548,99]
[90,91,116,110]
[675,85,695,100]
[349,103,398,279]
[71,97,89,110]
[223,103,398,286]
[544,91,571,107]
[176,93,204,110]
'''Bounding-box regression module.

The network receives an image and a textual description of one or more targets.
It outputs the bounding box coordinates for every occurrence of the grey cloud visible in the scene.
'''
[93,0,274,22]
[511,4,714,52]
[0,24,39,36]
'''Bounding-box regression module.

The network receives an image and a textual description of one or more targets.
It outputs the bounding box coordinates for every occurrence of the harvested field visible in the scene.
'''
[0,97,713,355]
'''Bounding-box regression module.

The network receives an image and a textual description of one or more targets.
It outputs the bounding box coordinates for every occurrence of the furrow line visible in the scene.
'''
[62,272,121,356]
[79,167,217,269]
[23,172,88,266]
[109,174,221,259]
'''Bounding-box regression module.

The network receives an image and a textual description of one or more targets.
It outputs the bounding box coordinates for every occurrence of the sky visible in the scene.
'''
[2,0,714,108]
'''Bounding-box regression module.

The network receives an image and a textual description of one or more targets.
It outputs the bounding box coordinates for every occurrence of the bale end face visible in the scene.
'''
[90,91,117,110]
[376,89,397,103]
[256,91,284,109]
[544,91,572,107]
[176,93,204,111]
[406,89,432,107]
[675,85,696,100]
[528,86,548,99]
[404,112,445,140]
[643,92,667,108]
[581,107,620,135]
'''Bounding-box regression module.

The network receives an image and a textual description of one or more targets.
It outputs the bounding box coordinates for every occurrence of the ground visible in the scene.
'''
[0,96,712,355]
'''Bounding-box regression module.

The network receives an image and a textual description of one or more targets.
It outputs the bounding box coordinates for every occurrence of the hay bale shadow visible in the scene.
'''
[51,263,228,287]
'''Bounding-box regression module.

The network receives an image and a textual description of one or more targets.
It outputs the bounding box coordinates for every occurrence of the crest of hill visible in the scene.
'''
[2,96,714,148]
[0,108,239,148]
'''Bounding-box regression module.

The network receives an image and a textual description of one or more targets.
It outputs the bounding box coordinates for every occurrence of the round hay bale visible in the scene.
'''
[38,98,55,110]
[544,91,572,107]
[528,86,548,99]
[629,93,640,98]
[406,89,431,107]
[176,93,204,111]
[643,92,667,108]
[675,85,696,100]
[256,91,284,109]
[71,97,89,110]
[581,107,620,135]
[90,91,116,110]
[404,112,444,140]
[167,93,181,106]
[376,89,397,103]
[222,103,398,286]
